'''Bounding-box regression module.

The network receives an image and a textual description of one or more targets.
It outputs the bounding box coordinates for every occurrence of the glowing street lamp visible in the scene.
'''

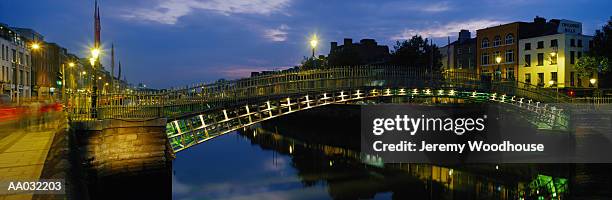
[91,48,101,60]
[590,78,597,85]
[68,62,75,67]
[310,34,318,58]
[495,56,502,64]
[30,42,41,50]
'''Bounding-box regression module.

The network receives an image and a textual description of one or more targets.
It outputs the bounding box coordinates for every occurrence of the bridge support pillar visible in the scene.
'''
[72,118,172,199]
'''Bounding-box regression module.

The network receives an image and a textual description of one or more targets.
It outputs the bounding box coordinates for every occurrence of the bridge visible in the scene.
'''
[65,66,575,154]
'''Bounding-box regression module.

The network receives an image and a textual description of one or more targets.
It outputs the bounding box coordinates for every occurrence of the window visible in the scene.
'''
[505,34,514,44]
[577,51,582,59]
[482,53,490,65]
[537,41,544,49]
[537,73,544,86]
[577,39,583,47]
[570,51,575,64]
[481,38,489,48]
[525,43,531,50]
[550,53,557,65]
[11,49,16,63]
[505,50,514,63]
[524,54,531,67]
[577,77,582,87]
[525,73,531,84]
[1,44,3,60]
[506,67,515,80]
[570,72,575,86]
[537,53,544,66]
[493,35,501,47]
[570,39,576,47]
[550,39,558,47]
[551,72,557,86]
[589,40,593,48]
[457,48,462,55]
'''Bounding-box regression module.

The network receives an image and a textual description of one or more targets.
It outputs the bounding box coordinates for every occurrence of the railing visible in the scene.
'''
[65,66,575,121]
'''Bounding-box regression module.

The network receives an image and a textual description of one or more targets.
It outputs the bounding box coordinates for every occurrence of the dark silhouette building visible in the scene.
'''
[441,30,477,72]
[328,38,390,66]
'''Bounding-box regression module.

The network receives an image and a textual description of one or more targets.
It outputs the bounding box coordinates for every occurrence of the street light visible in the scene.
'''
[590,78,597,85]
[495,56,502,81]
[310,34,318,57]
[91,48,101,60]
[30,42,41,50]
[68,62,75,67]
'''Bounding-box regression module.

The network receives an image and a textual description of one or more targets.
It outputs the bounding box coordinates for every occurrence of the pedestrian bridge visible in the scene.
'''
[66,66,572,153]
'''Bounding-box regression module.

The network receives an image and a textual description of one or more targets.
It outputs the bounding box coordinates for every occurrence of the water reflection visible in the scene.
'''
[172,102,612,199]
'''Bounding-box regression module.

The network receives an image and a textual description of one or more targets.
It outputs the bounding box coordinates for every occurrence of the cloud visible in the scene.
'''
[391,19,506,40]
[422,1,452,12]
[263,24,290,42]
[381,1,452,13]
[122,0,291,25]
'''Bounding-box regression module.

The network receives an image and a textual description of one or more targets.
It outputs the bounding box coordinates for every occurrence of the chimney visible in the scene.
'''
[330,42,337,51]
[458,30,471,42]
[344,38,353,46]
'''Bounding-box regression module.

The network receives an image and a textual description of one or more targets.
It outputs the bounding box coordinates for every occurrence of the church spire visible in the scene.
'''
[94,0,101,48]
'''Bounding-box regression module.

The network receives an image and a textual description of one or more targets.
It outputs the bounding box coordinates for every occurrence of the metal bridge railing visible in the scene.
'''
[66,66,575,121]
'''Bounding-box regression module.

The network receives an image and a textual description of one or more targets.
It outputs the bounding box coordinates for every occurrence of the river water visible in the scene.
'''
[172,104,611,200]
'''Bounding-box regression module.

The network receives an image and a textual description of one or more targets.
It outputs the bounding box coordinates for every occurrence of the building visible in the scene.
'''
[518,19,594,89]
[0,23,32,102]
[477,16,559,80]
[13,27,52,98]
[328,38,390,66]
[441,30,477,72]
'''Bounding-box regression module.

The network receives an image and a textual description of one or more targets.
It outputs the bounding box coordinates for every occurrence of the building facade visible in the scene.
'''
[441,30,477,73]
[518,20,594,89]
[477,22,520,80]
[0,23,32,102]
[477,16,560,81]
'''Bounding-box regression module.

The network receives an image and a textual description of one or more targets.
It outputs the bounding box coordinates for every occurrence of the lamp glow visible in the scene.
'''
[590,78,597,85]
[495,56,502,64]
[310,35,318,48]
[68,62,75,67]
[30,42,41,50]
[91,48,101,59]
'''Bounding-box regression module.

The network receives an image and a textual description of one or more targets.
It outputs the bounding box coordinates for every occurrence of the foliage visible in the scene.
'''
[591,17,612,60]
[301,56,328,69]
[574,56,609,78]
[390,35,442,71]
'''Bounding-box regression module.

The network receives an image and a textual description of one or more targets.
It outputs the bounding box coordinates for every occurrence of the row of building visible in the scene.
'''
[441,16,596,89]
[0,23,127,104]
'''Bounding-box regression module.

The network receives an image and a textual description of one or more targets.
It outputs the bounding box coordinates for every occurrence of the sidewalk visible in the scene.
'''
[0,117,63,200]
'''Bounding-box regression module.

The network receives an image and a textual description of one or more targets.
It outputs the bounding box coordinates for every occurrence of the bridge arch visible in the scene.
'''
[166,86,568,153]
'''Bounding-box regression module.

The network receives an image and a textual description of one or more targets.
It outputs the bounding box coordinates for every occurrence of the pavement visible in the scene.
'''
[0,116,63,200]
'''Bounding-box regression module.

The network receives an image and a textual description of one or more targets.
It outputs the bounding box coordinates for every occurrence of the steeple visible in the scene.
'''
[94,0,101,48]
[111,43,115,78]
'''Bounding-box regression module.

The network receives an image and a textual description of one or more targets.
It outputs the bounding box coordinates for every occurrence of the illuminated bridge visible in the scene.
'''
[66,66,574,154]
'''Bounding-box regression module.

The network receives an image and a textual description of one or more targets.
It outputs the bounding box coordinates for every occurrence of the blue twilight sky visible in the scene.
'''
[1,0,611,88]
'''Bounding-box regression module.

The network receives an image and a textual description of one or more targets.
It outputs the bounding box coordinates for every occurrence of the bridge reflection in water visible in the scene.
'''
[172,104,577,200]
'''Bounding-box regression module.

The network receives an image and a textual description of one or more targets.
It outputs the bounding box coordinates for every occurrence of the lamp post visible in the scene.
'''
[90,47,100,118]
[495,56,502,81]
[310,35,318,68]
[549,47,558,98]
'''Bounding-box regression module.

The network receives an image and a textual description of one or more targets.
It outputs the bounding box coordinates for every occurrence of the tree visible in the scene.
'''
[589,17,612,87]
[575,56,610,78]
[390,35,442,71]
[301,55,328,69]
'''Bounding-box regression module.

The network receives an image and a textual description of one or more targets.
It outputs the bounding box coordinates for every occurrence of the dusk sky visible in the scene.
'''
[1,0,611,88]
